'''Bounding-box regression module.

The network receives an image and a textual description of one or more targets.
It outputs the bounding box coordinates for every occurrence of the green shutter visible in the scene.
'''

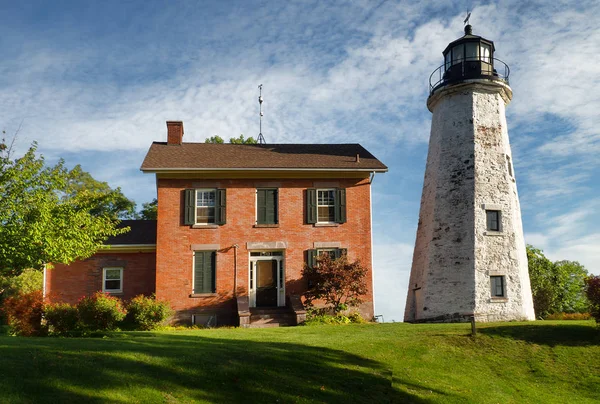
[216,189,226,225]
[257,189,267,224]
[333,248,348,259]
[184,189,195,225]
[335,188,346,223]
[194,251,216,293]
[306,188,317,224]
[307,249,317,268]
[267,189,277,224]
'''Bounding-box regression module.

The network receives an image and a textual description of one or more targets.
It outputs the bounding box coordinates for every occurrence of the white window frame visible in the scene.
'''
[102,267,123,294]
[316,188,336,224]
[195,188,216,225]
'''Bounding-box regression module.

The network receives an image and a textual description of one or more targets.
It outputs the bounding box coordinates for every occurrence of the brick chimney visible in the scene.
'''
[166,121,184,145]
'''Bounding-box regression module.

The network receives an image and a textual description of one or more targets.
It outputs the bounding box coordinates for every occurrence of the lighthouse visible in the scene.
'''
[404,25,535,322]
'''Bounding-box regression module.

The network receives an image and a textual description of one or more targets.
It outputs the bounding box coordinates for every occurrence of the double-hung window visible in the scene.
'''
[184,189,226,225]
[193,251,216,294]
[256,188,278,225]
[306,188,346,224]
[102,267,123,294]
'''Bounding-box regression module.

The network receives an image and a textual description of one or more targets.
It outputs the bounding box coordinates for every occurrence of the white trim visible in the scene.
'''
[248,252,285,308]
[102,267,123,294]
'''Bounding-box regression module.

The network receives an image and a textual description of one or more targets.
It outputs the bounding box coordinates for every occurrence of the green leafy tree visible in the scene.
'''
[527,245,589,318]
[205,134,257,144]
[0,142,128,276]
[205,135,224,144]
[139,198,158,220]
[229,134,257,144]
[66,165,137,220]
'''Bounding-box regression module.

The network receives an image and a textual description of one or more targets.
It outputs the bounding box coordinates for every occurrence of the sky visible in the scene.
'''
[1,0,598,322]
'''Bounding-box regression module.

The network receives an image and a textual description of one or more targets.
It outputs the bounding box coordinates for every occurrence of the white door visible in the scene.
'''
[249,252,285,308]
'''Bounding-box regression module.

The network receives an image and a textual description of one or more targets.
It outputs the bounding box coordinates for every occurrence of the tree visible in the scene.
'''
[205,134,257,144]
[526,245,589,318]
[302,253,368,314]
[139,198,158,220]
[584,276,600,324]
[205,135,224,144]
[66,165,137,220]
[0,142,128,276]
[229,134,257,144]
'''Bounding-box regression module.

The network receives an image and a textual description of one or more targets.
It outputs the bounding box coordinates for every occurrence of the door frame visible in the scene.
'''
[249,251,285,308]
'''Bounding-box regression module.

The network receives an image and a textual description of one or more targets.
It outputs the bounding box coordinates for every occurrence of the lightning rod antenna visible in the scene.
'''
[257,84,266,144]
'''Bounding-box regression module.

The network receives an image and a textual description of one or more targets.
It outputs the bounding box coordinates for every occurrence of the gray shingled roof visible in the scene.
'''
[105,220,157,245]
[141,143,387,172]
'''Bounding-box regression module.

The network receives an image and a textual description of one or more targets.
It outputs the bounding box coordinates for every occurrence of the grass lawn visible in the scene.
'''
[0,321,598,403]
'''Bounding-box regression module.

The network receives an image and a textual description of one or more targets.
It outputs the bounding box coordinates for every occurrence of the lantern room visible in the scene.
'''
[429,25,509,94]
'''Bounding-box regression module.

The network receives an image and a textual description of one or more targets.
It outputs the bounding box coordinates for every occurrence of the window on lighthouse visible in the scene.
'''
[486,210,502,232]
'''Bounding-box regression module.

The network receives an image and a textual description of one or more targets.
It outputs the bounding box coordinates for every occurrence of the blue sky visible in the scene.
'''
[2,0,598,321]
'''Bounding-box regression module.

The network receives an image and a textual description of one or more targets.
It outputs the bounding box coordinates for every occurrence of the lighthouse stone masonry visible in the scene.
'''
[404,25,535,323]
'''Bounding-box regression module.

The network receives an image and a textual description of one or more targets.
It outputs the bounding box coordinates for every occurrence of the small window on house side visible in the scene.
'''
[193,251,216,294]
[256,188,278,225]
[103,267,123,293]
[307,248,348,268]
[486,210,501,232]
[490,276,506,297]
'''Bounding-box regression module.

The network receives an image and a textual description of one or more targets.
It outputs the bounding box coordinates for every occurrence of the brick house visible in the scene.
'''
[46,121,387,326]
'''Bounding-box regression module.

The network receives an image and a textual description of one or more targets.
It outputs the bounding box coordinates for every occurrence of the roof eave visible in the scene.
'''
[140,167,388,173]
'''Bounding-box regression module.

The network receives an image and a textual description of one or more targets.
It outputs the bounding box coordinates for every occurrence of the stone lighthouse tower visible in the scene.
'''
[404,25,535,322]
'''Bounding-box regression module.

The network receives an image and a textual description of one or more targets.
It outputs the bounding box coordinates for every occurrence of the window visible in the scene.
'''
[256,188,278,225]
[306,188,346,224]
[103,267,123,293]
[193,251,216,294]
[184,189,226,225]
[490,276,505,297]
[317,189,336,223]
[486,210,502,232]
[307,248,347,268]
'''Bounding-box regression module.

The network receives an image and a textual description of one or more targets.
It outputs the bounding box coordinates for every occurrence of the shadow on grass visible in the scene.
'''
[0,332,435,403]
[478,322,600,347]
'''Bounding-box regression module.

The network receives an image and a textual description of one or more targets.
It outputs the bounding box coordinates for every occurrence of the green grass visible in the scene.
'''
[0,321,598,403]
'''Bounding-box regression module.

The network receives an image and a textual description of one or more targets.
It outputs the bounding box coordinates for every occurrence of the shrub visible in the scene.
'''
[77,292,126,332]
[0,269,43,325]
[545,312,592,321]
[45,302,80,336]
[1,290,46,336]
[125,294,172,330]
[585,276,600,324]
[303,254,368,314]
[348,312,366,324]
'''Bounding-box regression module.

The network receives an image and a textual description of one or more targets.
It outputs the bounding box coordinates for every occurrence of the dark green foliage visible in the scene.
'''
[303,253,368,314]
[139,198,158,220]
[77,292,126,332]
[1,290,46,336]
[44,302,80,336]
[585,275,600,324]
[527,245,589,318]
[125,294,173,330]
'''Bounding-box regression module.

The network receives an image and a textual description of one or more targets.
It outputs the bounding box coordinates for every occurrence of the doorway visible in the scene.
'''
[249,251,285,308]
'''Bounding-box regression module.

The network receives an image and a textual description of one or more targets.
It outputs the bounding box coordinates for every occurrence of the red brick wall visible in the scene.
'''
[155,177,374,324]
[46,252,156,305]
